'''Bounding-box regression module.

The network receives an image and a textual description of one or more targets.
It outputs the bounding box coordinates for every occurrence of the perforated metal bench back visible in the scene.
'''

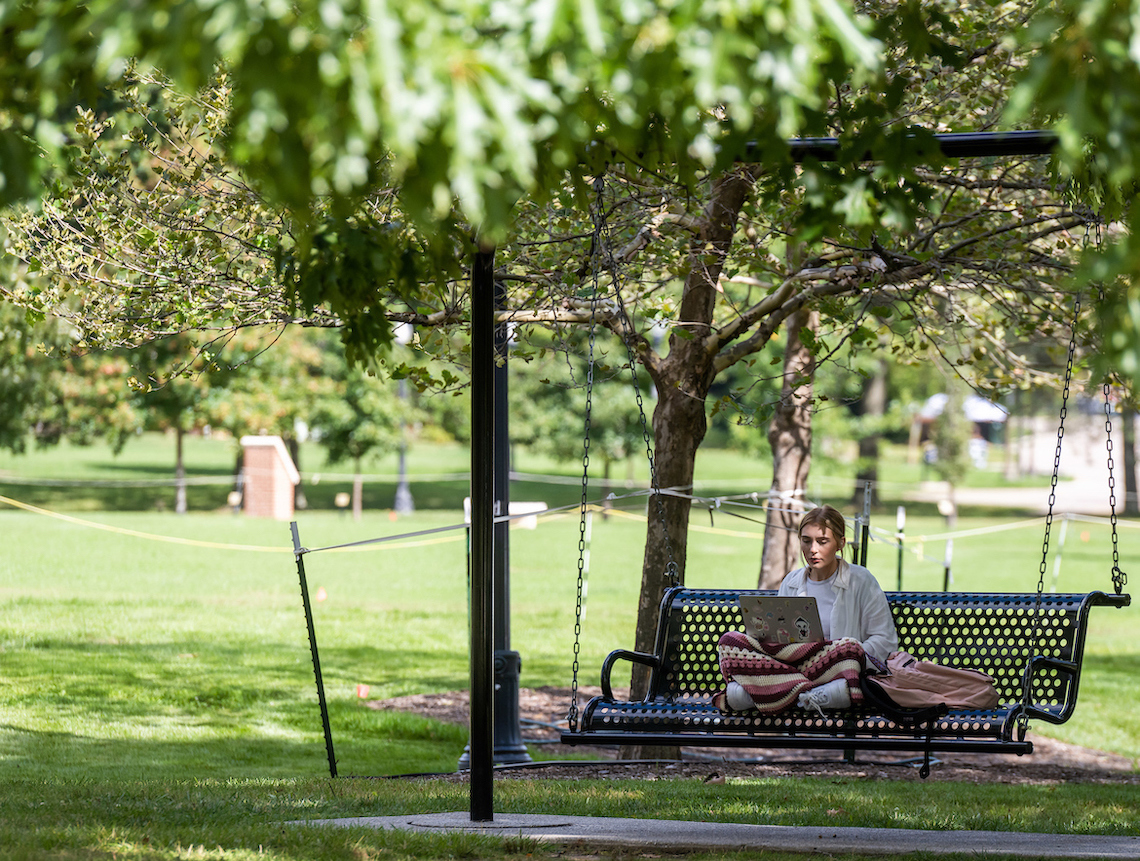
[652,589,1087,707]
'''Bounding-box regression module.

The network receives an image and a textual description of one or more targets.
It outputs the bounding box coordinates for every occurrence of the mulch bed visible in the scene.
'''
[369,686,1139,785]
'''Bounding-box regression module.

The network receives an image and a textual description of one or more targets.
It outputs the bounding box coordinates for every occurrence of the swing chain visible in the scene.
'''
[1102,379,1127,594]
[1021,289,1081,738]
[1088,223,1126,594]
[1087,213,1128,595]
[567,176,607,732]
[592,178,679,585]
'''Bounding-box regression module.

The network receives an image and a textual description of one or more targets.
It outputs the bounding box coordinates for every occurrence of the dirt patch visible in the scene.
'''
[369,686,1138,784]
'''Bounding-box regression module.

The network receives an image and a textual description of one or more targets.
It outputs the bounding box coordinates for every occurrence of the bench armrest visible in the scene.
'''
[1021,654,1080,723]
[600,649,660,701]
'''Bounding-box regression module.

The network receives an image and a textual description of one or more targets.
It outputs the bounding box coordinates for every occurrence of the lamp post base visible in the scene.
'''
[458,650,532,768]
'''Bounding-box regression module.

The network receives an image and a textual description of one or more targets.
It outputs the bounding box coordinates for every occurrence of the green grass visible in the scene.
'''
[0,505,1136,777]
[0,435,1137,858]
[0,775,1135,861]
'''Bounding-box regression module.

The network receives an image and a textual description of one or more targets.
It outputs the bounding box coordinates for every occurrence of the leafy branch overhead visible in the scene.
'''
[1,0,883,226]
[3,64,1103,402]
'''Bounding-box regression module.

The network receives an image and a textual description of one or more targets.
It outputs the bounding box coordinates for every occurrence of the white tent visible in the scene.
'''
[919,393,1009,423]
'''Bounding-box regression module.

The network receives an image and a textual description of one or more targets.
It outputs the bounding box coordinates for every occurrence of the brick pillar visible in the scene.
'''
[240,436,300,520]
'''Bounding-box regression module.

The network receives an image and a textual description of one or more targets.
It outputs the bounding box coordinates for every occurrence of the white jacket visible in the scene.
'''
[778,560,899,663]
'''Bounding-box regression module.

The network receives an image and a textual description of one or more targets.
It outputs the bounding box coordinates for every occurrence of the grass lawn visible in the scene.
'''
[0,775,1137,861]
[0,435,1136,859]
[0,431,1051,514]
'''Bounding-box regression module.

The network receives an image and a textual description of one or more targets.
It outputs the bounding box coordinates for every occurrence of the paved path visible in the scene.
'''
[300,811,1140,858]
[907,414,1135,516]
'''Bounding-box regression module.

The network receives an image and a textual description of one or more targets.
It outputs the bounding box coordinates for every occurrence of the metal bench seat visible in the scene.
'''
[562,586,1129,773]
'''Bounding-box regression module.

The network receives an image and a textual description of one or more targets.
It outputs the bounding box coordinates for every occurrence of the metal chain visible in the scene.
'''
[1089,216,1128,595]
[567,176,605,732]
[1085,214,1130,597]
[594,179,679,585]
[1096,269,1130,595]
[1101,380,1127,594]
[1021,289,1080,737]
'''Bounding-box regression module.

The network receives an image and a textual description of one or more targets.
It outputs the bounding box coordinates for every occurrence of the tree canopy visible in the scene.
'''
[2,0,880,223]
[5,0,1140,377]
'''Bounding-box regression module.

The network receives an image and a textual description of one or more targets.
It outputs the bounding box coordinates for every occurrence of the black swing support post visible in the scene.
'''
[469,245,497,821]
[291,521,337,779]
[859,481,872,567]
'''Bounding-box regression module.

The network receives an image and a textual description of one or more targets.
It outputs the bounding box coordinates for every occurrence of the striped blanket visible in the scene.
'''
[713,632,867,714]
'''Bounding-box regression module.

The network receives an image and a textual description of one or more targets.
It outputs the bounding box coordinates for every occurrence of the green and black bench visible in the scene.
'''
[561,586,1129,775]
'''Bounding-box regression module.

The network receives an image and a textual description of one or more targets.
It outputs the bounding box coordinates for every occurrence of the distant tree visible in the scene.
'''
[510,332,648,485]
[310,357,412,520]
[121,335,247,514]
[0,301,75,452]
[203,326,338,507]
[929,379,973,524]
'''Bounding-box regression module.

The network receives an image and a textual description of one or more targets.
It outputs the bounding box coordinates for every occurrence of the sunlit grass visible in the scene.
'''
[0,500,1136,782]
[0,434,1136,861]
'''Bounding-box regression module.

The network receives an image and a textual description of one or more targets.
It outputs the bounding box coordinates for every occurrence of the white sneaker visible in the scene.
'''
[725,681,755,711]
[797,679,852,716]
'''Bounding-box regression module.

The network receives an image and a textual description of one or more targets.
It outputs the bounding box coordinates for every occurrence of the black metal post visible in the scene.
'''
[291,521,337,779]
[459,276,530,768]
[896,505,906,591]
[468,247,496,821]
[491,278,530,763]
[859,481,871,568]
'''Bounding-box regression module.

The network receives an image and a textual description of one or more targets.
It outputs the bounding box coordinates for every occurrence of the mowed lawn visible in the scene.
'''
[0,502,1136,780]
[0,433,1136,781]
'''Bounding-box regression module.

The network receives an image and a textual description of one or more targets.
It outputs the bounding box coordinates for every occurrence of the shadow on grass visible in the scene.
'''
[0,635,473,779]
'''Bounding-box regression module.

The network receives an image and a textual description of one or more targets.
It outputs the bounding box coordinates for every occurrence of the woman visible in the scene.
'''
[714,505,898,714]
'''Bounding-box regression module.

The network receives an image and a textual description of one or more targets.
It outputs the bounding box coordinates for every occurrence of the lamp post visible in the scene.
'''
[393,322,415,515]
[460,274,531,770]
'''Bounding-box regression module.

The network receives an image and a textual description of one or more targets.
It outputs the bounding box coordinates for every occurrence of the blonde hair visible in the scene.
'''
[798,505,847,553]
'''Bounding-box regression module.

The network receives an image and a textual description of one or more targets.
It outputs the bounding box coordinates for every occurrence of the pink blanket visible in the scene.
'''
[714,632,866,713]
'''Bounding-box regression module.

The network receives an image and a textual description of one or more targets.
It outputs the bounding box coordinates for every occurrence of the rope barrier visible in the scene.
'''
[0,493,464,553]
[2,486,1131,558]
[0,493,294,551]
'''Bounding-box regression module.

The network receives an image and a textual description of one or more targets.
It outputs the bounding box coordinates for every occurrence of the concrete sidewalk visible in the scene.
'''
[300,811,1140,858]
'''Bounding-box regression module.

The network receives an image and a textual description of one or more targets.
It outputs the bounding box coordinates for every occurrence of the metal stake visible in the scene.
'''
[291,521,337,779]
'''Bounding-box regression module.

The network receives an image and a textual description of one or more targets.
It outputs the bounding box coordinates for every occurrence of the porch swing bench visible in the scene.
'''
[560,175,1130,775]
[560,586,1130,763]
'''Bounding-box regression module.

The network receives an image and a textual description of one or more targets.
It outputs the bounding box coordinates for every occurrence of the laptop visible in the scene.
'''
[737,596,825,644]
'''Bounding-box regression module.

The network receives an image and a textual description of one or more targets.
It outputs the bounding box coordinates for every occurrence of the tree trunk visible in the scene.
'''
[618,377,710,762]
[758,308,819,589]
[620,168,755,762]
[352,458,364,521]
[287,435,307,510]
[853,357,888,512]
[1003,391,1020,482]
[174,426,187,515]
[1123,408,1138,516]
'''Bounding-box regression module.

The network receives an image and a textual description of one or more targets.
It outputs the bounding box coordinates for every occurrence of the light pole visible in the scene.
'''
[393,322,415,515]
[459,274,531,770]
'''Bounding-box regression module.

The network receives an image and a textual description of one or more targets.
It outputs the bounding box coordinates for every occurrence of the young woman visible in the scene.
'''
[714,505,898,714]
